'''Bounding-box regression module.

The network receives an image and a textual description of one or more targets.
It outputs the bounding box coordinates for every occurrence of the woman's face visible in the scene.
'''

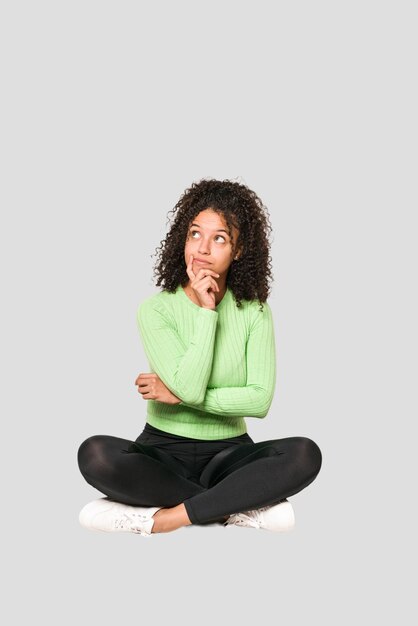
[184,209,240,279]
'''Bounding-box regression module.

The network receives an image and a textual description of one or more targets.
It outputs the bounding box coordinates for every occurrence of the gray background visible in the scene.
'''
[1,0,416,624]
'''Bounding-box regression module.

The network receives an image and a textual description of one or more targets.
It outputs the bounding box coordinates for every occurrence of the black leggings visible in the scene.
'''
[77,423,322,525]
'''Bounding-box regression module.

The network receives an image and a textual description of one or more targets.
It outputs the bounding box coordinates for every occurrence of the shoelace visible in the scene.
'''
[226,506,270,529]
[114,511,151,535]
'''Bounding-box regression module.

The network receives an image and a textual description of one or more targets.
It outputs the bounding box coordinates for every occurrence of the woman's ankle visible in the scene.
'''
[151,503,192,533]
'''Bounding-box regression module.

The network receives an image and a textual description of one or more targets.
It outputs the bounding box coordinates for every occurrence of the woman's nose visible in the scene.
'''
[198,241,211,254]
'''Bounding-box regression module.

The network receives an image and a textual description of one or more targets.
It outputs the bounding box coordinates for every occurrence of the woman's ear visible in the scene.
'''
[234,243,243,261]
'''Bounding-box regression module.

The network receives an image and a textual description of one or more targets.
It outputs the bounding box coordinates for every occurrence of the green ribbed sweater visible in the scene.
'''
[136,284,276,440]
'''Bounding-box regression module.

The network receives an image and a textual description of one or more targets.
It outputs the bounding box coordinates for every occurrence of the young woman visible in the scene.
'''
[77,178,322,537]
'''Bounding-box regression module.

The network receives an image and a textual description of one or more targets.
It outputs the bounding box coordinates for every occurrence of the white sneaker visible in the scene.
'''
[79,497,162,537]
[224,499,295,532]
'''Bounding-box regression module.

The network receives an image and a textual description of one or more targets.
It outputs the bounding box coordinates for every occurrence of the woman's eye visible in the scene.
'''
[190,230,225,243]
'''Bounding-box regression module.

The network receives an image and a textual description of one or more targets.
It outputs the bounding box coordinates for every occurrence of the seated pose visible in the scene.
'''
[77,178,322,537]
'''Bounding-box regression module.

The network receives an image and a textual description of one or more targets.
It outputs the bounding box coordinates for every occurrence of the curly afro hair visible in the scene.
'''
[151,178,274,310]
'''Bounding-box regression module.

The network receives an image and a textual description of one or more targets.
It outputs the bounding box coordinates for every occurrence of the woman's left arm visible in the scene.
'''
[178,301,277,418]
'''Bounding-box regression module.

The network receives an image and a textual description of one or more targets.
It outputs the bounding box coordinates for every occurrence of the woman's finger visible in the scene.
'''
[192,275,219,294]
[186,253,196,282]
[191,270,220,289]
[192,267,220,282]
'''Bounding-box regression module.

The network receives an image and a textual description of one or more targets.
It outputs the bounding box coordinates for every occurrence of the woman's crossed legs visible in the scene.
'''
[77,432,322,532]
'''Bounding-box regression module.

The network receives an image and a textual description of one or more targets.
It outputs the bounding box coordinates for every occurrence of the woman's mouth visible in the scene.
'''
[193,259,211,265]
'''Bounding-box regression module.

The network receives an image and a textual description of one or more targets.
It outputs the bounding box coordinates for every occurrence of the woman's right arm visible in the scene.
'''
[136,299,219,405]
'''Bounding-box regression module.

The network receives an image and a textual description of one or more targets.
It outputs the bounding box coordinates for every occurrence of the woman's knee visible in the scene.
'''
[295,436,322,477]
[77,434,109,476]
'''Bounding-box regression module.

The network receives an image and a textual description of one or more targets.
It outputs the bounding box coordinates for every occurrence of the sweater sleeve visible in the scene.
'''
[179,301,276,418]
[136,298,219,405]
